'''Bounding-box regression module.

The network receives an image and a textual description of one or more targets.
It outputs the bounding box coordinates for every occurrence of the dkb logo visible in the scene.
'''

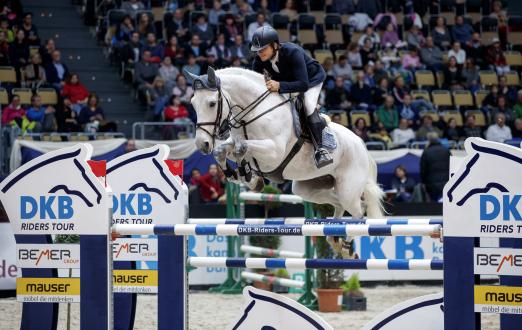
[480,195,522,221]
[112,193,152,215]
[20,196,74,219]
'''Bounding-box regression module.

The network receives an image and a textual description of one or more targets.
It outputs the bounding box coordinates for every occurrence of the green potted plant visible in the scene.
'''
[272,268,291,293]
[341,273,367,311]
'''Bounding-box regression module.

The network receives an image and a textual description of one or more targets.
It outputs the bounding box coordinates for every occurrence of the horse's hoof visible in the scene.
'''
[234,143,248,158]
[253,177,265,192]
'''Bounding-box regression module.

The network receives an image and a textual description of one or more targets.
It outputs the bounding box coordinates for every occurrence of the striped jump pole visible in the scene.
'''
[113,224,442,237]
[241,271,305,288]
[240,245,305,258]
[188,257,444,270]
[188,218,443,225]
[239,191,304,204]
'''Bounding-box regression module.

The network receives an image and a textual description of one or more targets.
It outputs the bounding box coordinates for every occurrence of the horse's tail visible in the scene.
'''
[364,150,385,218]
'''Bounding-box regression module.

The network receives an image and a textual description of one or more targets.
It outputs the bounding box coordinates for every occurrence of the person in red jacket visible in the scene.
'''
[1,94,25,125]
[61,73,89,114]
[197,164,225,203]
[163,95,188,121]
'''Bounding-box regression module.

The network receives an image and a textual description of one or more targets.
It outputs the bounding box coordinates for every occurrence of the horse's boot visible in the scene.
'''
[307,111,333,168]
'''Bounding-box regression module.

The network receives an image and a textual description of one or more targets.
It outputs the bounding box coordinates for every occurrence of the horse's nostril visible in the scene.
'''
[204,141,210,148]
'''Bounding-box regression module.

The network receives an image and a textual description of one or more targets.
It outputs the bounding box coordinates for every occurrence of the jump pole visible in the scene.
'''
[240,271,305,289]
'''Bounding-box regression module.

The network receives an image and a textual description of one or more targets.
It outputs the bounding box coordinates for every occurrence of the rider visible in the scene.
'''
[250,25,333,168]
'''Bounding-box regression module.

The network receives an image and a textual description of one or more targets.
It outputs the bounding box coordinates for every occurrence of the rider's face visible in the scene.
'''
[258,45,275,62]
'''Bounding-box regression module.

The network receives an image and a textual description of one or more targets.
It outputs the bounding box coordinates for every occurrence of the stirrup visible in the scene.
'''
[314,148,333,168]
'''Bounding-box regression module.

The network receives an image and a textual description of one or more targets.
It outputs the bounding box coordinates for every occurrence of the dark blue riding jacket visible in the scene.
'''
[252,42,326,94]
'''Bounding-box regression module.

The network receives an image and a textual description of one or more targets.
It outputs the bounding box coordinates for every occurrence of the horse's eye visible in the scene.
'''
[209,101,216,107]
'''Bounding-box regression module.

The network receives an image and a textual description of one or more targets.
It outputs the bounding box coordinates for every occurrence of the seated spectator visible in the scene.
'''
[1,95,30,131]
[198,164,225,203]
[513,90,522,119]
[444,117,461,141]
[490,0,508,44]
[486,112,512,142]
[379,43,400,72]
[208,33,231,68]
[391,118,415,146]
[401,47,422,71]
[448,42,466,65]
[45,50,70,91]
[0,31,9,65]
[78,93,117,132]
[26,95,56,132]
[117,15,135,44]
[148,76,171,118]
[360,38,377,66]
[461,58,480,92]
[373,61,389,88]
[431,17,451,50]
[143,33,164,62]
[491,95,514,126]
[364,63,376,87]
[369,121,393,146]
[40,38,56,65]
[231,0,254,18]
[466,33,485,68]
[121,32,142,67]
[372,77,389,106]
[230,34,251,66]
[350,71,372,106]
[182,55,201,78]
[164,36,184,64]
[61,73,90,114]
[346,42,362,69]
[134,50,160,101]
[405,25,425,49]
[223,14,241,45]
[380,23,401,47]
[192,14,214,46]
[352,117,370,141]
[392,76,408,105]
[326,76,350,109]
[443,56,464,90]
[398,94,418,125]
[21,12,39,46]
[420,36,443,71]
[420,132,450,201]
[462,114,483,138]
[391,165,416,202]
[330,113,342,125]
[0,18,14,42]
[416,115,443,140]
[188,169,202,203]
[374,12,397,31]
[10,29,29,75]
[451,15,474,45]
[375,95,398,131]
[358,25,380,48]
[498,75,516,105]
[56,97,80,132]
[136,12,155,40]
[247,13,268,42]
[209,1,225,27]
[121,0,145,18]
[332,55,353,81]
[165,9,189,43]
[280,0,298,22]
[172,75,194,106]
[185,35,208,65]
[159,56,179,91]
[23,53,46,90]
[164,95,188,121]
[512,118,522,138]
[482,84,500,109]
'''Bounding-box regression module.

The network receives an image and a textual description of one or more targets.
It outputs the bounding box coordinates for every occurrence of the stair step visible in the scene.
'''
[38,28,93,41]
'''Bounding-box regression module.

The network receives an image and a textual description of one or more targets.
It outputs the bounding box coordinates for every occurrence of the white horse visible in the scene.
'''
[187,67,384,224]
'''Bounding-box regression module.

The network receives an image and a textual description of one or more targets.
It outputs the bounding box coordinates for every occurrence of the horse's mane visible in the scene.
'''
[216,67,266,86]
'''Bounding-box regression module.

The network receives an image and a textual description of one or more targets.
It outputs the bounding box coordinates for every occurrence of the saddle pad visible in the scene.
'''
[323,126,337,150]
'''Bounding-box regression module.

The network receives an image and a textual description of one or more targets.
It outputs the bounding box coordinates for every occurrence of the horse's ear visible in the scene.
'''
[207,66,217,88]
[183,69,200,83]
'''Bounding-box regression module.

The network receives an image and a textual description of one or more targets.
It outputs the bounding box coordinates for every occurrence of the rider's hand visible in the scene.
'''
[266,80,280,92]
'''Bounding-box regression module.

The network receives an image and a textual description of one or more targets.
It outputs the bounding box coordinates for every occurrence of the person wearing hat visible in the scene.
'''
[250,25,331,168]
[486,38,510,75]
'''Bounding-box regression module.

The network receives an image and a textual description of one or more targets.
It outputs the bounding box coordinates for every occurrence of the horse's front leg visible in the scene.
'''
[213,138,239,183]
[234,138,281,165]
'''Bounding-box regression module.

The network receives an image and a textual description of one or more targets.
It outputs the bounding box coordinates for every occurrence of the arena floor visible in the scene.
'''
[0,285,500,329]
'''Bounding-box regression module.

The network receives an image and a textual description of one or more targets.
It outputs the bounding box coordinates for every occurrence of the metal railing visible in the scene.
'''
[132,120,195,140]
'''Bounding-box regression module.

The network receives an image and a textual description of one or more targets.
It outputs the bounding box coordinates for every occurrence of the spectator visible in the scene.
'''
[61,73,90,114]
[159,56,180,91]
[373,12,397,31]
[373,60,389,87]
[164,35,184,64]
[209,1,225,27]
[332,55,353,80]
[134,50,160,100]
[391,165,416,202]
[461,58,480,92]
[208,33,231,68]
[23,53,46,90]
[0,18,13,43]
[448,42,466,65]
[10,29,29,76]
[405,25,425,49]
[25,95,56,132]
[416,115,443,140]
[392,76,407,105]
[350,71,372,106]
[230,34,250,65]
[491,95,514,125]
[451,15,474,45]
[182,55,201,78]
[40,38,56,65]
[346,42,362,69]
[1,95,29,131]
[191,14,214,45]
[188,169,202,203]
[56,97,80,132]
[431,17,451,50]
[398,94,418,125]
[352,117,370,141]
[375,95,398,131]
[462,114,482,138]
[164,95,189,121]
[380,23,401,47]
[420,132,450,201]
[172,75,194,105]
[420,36,443,71]
[443,56,463,90]
[486,38,510,75]
[360,38,377,66]
[115,15,134,45]
[184,35,207,64]
[465,33,485,68]
[223,14,240,45]
[372,76,389,106]
[485,112,512,142]
[136,12,155,40]
[280,0,298,22]
[498,75,516,105]
[482,84,500,109]
[513,90,522,120]
[148,76,170,118]
[356,0,382,19]
[401,47,422,71]
[358,26,380,48]
[512,118,522,138]
[165,9,189,42]
[490,0,508,45]
[379,43,400,72]
[391,118,415,146]
[198,164,225,203]
[21,12,39,46]
[444,117,461,141]
[121,0,145,18]
[364,63,376,87]
[78,93,117,132]
[121,32,142,68]
[143,33,164,62]
[370,121,393,146]
[0,31,9,65]
[247,13,269,42]
[326,76,350,109]
[45,50,70,91]
[330,113,342,125]
[231,0,253,18]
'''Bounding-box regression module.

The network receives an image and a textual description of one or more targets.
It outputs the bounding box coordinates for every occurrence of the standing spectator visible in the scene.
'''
[164,36,184,64]
[21,12,39,46]
[172,75,194,105]
[461,58,480,91]
[346,42,362,69]
[25,95,56,132]
[462,114,482,138]
[121,0,145,18]
[391,118,415,146]
[486,39,510,76]
[465,33,485,68]
[280,0,298,22]
[246,13,269,42]
[485,112,512,142]
[230,34,251,66]
[134,50,160,101]
[164,95,189,121]
[491,95,514,126]
[420,132,450,201]
[159,56,180,91]
[358,26,380,48]
[0,31,9,65]
[443,57,463,90]
[207,33,231,68]
[451,15,474,45]
[10,29,29,78]
[61,73,90,114]
[45,50,70,91]
[326,76,350,109]
[198,164,225,203]
[136,12,155,40]
[23,53,46,90]
[444,117,461,141]
[208,1,225,27]
[391,165,416,202]
[375,95,399,131]
[352,117,370,142]
[447,42,466,65]
[191,14,214,46]
[78,93,117,132]
[431,17,451,50]
[56,97,80,132]
[420,36,443,71]
[416,115,443,140]
[0,18,14,42]
[405,25,425,49]
[148,76,170,118]
[401,47,422,71]
[350,71,372,106]
[143,33,164,62]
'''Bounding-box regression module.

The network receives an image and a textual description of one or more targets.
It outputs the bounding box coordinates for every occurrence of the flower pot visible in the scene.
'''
[343,293,367,311]
[317,288,343,312]
[272,283,289,293]
[253,280,272,291]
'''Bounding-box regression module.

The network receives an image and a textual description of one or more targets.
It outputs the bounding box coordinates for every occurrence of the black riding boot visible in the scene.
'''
[307,111,333,168]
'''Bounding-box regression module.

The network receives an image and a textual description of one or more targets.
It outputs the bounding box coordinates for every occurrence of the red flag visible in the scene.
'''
[165,159,184,179]
[87,160,107,186]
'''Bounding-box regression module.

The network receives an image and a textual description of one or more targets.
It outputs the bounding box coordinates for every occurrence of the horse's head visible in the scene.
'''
[230,286,333,330]
[185,67,230,154]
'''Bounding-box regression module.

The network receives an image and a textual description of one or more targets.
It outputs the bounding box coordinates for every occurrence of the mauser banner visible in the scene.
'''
[112,270,158,293]
[17,278,80,303]
[474,285,522,315]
